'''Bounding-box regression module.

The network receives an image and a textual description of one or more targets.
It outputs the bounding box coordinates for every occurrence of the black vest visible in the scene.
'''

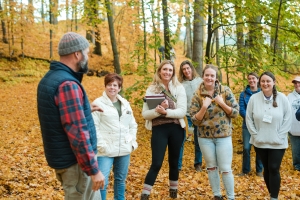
[37,61,97,169]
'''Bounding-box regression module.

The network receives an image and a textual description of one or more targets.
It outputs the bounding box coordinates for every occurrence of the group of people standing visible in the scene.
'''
[238,72,300,200]
[140,61,297,200]
[37,32,300,200]
[140,60,236,200]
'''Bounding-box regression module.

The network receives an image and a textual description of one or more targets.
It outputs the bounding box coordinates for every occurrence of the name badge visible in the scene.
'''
[263,114,272,123]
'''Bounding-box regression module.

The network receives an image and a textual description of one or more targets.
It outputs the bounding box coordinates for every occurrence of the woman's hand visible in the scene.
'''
[202,97,212,108]
[160,99,169,109]
[214,95,224,106]
[155,105,167,115]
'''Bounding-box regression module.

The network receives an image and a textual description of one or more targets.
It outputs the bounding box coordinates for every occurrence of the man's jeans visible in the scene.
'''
[242,128,263,173]
[178,116,202,169]
[55,163,101,200]
[97,155,130,200]
[289,133,300,170]
[199,136,234,200]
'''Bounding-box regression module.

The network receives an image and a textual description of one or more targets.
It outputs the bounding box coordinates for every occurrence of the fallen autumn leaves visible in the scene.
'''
[1,75,300,200]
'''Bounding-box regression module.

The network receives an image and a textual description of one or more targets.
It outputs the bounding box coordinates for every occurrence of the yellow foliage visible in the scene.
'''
[1,56,300,199]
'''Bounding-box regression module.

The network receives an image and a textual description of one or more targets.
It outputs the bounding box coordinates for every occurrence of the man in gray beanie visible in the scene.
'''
[37,32,104,200]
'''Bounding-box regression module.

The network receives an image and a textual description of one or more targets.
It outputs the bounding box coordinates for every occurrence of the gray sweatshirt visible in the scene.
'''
[246,91,292,149]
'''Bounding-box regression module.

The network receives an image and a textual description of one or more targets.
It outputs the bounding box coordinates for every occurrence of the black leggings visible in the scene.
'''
[254,147,285,198]
[144,123,184,185]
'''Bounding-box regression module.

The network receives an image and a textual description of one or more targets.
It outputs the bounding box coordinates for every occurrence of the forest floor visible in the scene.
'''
[0,51,300,200]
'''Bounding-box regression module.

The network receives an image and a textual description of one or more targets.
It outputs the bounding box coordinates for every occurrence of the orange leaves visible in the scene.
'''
[1,75,300,199]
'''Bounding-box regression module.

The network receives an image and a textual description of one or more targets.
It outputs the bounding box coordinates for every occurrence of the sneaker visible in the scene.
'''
[194,164,202,172]
[237,172,248,177]
[256,172,263,177]
[236,150,243,154]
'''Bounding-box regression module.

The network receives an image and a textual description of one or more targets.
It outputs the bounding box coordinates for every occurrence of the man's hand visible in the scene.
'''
[91,103,104,112]
[90,171,105,191]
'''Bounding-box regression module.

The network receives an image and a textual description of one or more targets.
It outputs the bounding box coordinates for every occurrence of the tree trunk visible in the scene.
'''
[235,2,245,83]
[49,0,53,59]
[213,4,221,81]
[162,0,171,60]
[94,29,102,56]
[272,0,283,64]
[150,3,158,65]
[192,0,204,75]
[41,0,45,28]
[0,0,8,43]
[9,0,14,58]
[205,2,212,63]
[71,0,78,31]
[246,0,263,70]
[175,12,182,42]
[184,0,192,59]
[27,0,34,22]
[66,0,69,31]
[141,0,147,69]
[52,0,58,24]
[105,0,121,74]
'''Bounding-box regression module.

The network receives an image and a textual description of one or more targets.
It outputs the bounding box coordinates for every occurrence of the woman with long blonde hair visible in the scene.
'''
[140,60,187,199]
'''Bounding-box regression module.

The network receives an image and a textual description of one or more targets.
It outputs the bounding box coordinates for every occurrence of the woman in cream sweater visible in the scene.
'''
[246,71,292,200]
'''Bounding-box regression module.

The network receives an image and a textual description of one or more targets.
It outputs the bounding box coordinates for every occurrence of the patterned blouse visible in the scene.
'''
[190,82,239,138]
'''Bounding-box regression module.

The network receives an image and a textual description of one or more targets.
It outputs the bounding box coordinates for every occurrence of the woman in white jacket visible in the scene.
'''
[140,60,187,200]
[246,71,291,200]
[92,73,138,200]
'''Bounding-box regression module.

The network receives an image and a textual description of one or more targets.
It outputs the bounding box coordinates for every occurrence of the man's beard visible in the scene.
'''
[78,53,88,73]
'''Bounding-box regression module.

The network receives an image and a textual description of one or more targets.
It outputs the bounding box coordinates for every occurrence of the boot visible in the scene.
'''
[140,194,150,200]
[214,196,224,200]
[169,189,177,199]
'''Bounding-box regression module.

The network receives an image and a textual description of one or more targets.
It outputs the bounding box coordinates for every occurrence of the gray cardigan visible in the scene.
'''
[181,77,202,116]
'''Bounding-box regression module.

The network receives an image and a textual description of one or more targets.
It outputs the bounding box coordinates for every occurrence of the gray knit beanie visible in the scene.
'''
[58,32,90,56]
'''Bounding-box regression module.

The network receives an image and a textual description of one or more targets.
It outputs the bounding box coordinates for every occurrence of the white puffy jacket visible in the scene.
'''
[92,91,138,157]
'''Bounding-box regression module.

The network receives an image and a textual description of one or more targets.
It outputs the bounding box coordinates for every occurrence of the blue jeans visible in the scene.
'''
[242,128,263,173]
[97,155,130,200]
[55,163,101,200]
[289,133,300,170]
[199,136,234,199]
[178,116,202,169]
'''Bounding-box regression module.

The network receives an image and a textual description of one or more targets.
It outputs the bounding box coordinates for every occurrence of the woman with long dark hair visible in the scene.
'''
[238,72,263,177]
[246,71,292,200]
[178,60,203,172]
